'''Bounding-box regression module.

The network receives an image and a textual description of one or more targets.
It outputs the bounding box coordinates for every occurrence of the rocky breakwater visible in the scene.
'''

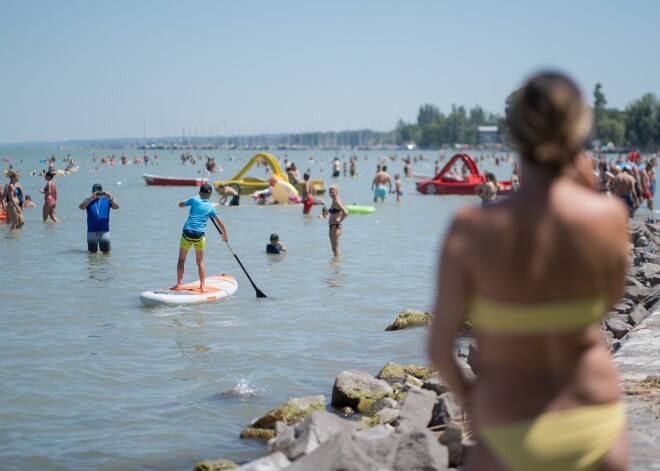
[195,359,476,471]
[602,219,660,350]
[193,219,660,471]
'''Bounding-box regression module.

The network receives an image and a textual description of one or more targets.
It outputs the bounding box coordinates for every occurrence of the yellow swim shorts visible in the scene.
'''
[180,231,205,251]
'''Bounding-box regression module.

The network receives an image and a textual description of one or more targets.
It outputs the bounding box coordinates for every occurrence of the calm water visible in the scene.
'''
[0,146,513,470]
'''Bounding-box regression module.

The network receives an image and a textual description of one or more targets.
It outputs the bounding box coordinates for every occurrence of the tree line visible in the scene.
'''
[395,84,660,151]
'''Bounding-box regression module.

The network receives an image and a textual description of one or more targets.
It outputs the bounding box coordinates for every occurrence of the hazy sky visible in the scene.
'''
[1,0,658,143]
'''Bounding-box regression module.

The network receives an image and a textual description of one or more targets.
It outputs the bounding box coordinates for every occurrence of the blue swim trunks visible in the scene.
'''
[374,185,387,201]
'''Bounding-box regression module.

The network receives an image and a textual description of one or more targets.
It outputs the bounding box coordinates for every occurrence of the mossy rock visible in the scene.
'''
[239,428,276,440]
[331,371,394,409]
[251,395,325,429]
[377,362,433,381]
[459,319,474,335]
[385,309,433,331]
[193,457,240,471]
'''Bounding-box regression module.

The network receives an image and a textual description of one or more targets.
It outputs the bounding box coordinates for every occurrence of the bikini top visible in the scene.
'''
[328,207,341,214]
[469,295,607,334]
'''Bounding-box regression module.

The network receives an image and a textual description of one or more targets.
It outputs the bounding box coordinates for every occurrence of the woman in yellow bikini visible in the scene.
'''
[429,72,629,471]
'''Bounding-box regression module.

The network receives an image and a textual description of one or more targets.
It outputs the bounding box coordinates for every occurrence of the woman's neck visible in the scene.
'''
[519,160,561,190]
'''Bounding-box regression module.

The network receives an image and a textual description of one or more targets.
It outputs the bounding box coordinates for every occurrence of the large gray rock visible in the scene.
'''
[422,372,451,395]
[355,428,449,470]
[391,430,449,471]
[429,392,464,428]
[370,397,398,414]
[636,263,660,280]
[439,422,464,468]
[233,452,290,471]
[396,387,437,433]
[267,410,354,460]
[373,407,400,426]
[645,273,660,287]
[285,433,380,471]
[628,304,648,326]
[385,309,433,331]
[331,370,393,409]
[625,275,645,287]
[624,286,657,304]
[605,318,632,339]
[611,301,634,315]
[251,395,325,429]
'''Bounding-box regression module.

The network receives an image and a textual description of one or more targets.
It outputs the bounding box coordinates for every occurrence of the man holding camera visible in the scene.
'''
[79,183,120,254]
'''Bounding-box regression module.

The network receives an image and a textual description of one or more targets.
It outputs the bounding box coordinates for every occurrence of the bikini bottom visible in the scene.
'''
[478,401,625,471]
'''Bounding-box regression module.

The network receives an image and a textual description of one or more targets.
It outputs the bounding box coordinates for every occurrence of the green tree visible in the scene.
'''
[417,104,441,127]
[625,93,659,149]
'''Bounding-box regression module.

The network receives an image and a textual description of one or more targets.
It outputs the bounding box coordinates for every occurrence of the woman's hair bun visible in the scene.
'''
[506,71,592,169]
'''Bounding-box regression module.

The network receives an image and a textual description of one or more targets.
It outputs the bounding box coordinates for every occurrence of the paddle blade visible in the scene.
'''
[256,289,267,298]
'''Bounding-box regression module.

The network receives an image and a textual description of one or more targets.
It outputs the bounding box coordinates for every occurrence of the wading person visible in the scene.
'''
[218,184,240,206]
[327,184,348,256]
[79,183,119,254]
[40,171,59,223]
[171,183,228,293]
[429,72,629,471]
[3,170,24,229]
[371,165,392,203]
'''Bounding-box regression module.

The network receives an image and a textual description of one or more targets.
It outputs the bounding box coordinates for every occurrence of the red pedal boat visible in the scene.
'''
[143,174,208,187]
[415,153,512,195]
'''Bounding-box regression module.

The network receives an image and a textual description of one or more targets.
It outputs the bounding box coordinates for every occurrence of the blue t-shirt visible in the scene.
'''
[85,197,112,232]
[183,196,218,233]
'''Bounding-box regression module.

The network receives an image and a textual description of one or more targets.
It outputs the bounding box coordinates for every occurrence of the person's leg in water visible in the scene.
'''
[171,248,189,290]
[329,224,342,256]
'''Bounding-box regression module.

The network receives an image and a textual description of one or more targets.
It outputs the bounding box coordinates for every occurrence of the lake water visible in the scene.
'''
[0,146,519,470]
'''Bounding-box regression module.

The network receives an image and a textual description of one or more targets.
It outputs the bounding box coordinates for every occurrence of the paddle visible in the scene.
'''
[210,217,267,298]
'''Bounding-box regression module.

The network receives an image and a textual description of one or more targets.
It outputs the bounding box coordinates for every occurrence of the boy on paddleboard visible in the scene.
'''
[171,183,228,293]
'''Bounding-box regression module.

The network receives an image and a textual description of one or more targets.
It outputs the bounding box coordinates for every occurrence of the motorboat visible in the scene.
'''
[143,174,208,186]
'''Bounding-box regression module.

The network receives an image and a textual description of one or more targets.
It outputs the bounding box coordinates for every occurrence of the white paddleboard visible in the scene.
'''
[140,274,238,306]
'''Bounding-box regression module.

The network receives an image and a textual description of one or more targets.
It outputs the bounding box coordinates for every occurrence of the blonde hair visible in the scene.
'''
[506,72,592,170]
[8,170,19,179]
[329,184,339,192]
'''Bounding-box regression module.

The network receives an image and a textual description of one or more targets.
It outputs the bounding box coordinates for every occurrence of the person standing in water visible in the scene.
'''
[171,183,228,293]
[79,183,119,254]
[3,170,24,229]
[40,171,59,223]
[429,72,629,470]
[371,165,392,203]
[327,184,348,256]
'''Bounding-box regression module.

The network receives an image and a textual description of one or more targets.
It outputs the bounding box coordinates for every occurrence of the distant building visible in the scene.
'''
[478,126,499,147]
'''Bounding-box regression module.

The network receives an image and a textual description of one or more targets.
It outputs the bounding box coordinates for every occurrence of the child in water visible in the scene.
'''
[393,174,403,202]
[318,206,330,218]
[266,233,286,254]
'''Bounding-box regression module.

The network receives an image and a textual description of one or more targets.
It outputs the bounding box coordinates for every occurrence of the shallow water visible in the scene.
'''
[0,147,517,469]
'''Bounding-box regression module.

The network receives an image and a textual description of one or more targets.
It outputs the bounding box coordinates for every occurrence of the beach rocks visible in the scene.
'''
[331,371,393,412]
[376,362,433,381]
[241,395,326,440]
[267,410,355,460]
[193,458,240,471]
[396,387,437,433]
[385,309,433,331]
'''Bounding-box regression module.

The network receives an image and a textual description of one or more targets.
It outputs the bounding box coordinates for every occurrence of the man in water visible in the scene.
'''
[79,183,119,254]
[301,172,316,215]
[612,166,639,218]
[217,184,240,206]
[172,183,228,292]
[371,165,392,203]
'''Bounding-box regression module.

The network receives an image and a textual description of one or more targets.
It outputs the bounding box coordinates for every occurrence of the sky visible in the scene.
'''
[1,0,659,144]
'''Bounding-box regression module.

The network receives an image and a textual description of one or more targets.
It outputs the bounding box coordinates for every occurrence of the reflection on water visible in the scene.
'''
[86,251,115,283]
[322,256,347,288]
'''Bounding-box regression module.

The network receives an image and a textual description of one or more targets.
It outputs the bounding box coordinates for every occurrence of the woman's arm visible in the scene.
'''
[428,213,473,405]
